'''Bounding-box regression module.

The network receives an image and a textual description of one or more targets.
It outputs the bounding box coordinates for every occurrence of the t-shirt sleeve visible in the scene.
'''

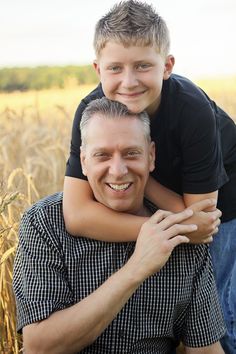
[13,211,74,332]
[181,245,226,347]
[65,100,87,180]
[180,103,228,193]
[65,84,104,180]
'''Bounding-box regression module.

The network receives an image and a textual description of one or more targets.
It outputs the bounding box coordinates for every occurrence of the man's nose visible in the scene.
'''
[109,156,128,177]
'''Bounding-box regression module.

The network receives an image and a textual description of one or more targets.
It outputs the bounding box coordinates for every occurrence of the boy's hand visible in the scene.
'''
[184,199,221,244]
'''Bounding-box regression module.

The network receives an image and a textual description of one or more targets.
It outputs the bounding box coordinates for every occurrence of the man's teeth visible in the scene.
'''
[108,183,130,191]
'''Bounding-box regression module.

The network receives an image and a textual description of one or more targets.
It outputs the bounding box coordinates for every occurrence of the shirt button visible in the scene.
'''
[119,330,125,338]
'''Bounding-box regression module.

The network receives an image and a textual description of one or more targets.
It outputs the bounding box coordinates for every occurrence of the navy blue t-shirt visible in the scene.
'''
[65,74,236,222]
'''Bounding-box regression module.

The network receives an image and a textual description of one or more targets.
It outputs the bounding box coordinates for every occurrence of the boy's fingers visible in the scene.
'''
[203,236,214,243]
[208,209,222,220]
[188,198,217,212]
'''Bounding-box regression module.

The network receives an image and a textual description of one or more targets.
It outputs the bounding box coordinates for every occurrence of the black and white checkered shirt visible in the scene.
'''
[13,192,225,354]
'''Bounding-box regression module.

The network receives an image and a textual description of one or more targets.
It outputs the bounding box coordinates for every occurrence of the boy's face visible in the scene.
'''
[81,115,155,216]
[94,42,174,116]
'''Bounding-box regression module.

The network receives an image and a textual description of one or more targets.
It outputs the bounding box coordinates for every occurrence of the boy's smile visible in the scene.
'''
[94,42,174,116]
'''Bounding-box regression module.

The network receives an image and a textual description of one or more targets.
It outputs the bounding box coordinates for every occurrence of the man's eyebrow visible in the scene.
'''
[90,145,144,152]
[123,146,144,151]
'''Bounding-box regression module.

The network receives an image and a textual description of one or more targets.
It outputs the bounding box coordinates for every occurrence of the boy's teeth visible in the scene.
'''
[109,183,130,191]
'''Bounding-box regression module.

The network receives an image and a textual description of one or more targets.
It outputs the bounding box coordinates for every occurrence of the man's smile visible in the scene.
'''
[106,183,132,191]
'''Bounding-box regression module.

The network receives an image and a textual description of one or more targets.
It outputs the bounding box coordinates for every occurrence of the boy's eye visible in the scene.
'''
[108,65,122,73]
[136,63,151,70]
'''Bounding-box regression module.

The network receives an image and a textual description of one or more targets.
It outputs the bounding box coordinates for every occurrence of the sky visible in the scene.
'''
[1,0,236,79]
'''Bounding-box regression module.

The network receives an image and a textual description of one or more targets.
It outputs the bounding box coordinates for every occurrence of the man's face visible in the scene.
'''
[94,42,174,116]
[81,115,155,215]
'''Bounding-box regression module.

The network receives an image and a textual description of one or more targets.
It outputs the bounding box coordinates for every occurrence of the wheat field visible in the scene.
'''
[0,78,236,353]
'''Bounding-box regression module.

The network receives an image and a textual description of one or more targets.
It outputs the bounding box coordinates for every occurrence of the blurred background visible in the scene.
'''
[1,0,236,77]
[1,1,235,353]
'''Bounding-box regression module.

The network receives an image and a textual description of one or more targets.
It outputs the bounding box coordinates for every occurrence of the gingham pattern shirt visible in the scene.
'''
[13,193,225,354]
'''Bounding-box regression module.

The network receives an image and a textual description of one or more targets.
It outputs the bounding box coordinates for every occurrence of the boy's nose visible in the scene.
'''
[122,70,138,88]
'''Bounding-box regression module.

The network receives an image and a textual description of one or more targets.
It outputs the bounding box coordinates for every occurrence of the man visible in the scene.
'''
[13,98,225,353]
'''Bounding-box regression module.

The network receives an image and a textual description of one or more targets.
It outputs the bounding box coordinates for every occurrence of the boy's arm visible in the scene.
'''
[63,176,220,244]
[145,175,185,212]
[63,176,147,241]
[145,176,221,244]
[145,175,218,212]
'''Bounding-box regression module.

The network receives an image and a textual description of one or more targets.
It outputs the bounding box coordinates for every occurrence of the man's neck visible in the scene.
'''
[135,204,152,217]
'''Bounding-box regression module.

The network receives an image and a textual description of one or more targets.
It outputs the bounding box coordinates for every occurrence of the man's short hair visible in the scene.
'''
[93,0,170,58]
[80,97,151,147]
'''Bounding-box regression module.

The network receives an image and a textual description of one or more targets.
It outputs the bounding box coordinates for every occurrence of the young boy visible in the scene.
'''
[63,1,236,352]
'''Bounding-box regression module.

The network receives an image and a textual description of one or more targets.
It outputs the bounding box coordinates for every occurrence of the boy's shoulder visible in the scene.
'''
[165,74,207,99]
[162,74,212,110]
[73,84,105,122]
[82,83,104,105]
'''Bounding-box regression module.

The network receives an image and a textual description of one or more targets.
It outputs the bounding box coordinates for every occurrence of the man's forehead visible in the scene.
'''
[87,118,144,138]
[87,114,142,130]
[84,115,149,149]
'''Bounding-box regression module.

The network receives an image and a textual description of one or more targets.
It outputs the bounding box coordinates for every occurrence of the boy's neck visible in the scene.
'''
[147,95,162,119]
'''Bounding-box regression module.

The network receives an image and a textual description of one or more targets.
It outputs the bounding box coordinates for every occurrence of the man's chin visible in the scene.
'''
[104,201,132,214]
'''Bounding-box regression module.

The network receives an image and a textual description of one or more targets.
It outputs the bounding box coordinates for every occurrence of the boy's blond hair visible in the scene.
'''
[93,0,170,58]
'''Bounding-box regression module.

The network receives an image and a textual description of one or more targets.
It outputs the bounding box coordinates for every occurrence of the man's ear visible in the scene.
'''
[163,55,175,80]
[93,60,101,77]
[149,142,156,172]
[80,147,87,176]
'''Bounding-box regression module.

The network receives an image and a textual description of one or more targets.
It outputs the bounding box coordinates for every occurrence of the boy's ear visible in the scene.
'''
[163,55,175,80]
[93,60,101,77]
[80,148,87,176]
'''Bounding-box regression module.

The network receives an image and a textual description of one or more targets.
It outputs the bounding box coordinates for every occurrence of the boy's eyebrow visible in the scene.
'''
[105,59,153,65]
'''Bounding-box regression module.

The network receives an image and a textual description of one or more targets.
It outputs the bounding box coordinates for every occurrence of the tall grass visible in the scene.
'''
[0,84,92,353]
[0,79,235,353]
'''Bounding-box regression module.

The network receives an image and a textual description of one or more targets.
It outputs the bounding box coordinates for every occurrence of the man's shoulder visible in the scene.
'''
[22,192,63,229]
[18,192,69,251]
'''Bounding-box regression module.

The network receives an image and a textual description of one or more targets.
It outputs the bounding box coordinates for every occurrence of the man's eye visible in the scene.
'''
[94,152,109,159]
[126,151,140,157]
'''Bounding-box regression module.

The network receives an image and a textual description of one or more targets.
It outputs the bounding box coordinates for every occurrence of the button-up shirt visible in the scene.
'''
[13,192,225,354]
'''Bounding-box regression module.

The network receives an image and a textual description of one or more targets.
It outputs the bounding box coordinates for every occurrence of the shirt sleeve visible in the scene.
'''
[180,103,228,193]
[181,245,226,347]
[65,100,87,180]
[13,210,74,332]
[65,84,104,180]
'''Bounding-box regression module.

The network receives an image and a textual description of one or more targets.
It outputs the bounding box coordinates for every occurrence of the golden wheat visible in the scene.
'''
[0,84,94,353]
[0,80,235,353]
